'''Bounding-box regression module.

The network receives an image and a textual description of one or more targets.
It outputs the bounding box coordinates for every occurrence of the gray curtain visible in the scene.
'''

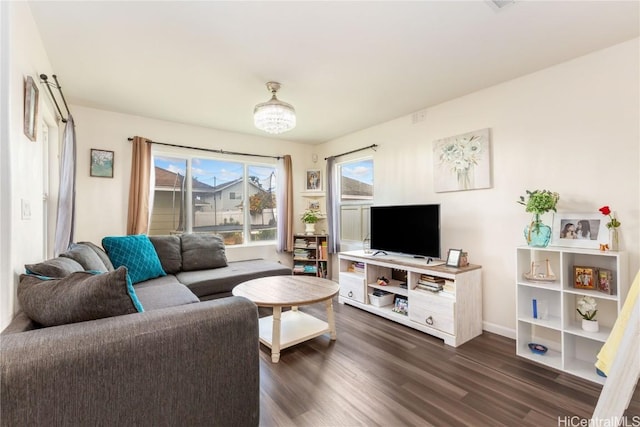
[276,155,293,252]
[326,156,340,254]
[53,115,76,256]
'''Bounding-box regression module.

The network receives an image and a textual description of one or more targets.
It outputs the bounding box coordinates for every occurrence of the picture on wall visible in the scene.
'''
[23,75,39,141]
[306,169,321,191]
[550,213,608,249]
[90,149,114,178]
[433,128,491,192]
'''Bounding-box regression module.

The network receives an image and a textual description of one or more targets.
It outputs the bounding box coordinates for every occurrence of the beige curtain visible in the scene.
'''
[127,136,152,235]
[277,154,294,252]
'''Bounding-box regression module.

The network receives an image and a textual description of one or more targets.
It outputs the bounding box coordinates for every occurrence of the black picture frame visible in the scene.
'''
[90,149,115,178]
[446,249,462,267]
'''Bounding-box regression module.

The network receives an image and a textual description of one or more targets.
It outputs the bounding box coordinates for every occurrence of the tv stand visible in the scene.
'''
[338,250,482,347]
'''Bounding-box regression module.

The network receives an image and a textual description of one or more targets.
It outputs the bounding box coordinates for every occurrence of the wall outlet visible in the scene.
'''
[21,199,31,220]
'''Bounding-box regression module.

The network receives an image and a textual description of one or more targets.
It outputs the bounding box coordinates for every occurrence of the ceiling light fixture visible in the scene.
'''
[254,81,296,134]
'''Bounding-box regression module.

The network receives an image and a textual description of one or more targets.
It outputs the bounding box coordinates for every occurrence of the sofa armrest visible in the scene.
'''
[1,297,259,427]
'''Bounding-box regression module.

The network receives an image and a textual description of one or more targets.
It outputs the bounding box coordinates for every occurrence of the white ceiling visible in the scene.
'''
[28,1,639,144]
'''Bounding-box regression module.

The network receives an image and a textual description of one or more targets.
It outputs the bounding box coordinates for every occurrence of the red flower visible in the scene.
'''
[599,206,611,216]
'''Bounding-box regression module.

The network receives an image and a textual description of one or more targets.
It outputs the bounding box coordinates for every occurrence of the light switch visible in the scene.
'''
[21,199,31,220]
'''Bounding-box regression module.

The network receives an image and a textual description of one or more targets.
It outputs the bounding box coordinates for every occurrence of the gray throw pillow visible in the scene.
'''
[60,243,109,272]
[18,266,144,327]
[149,235,182,274]
[181,234,228,271]
[25,257,84,278]
[78,241,115,271]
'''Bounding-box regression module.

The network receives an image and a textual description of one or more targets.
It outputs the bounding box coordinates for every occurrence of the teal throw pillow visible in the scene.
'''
[102,235,166,284]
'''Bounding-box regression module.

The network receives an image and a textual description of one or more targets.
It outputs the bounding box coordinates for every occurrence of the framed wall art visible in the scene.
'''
[90,149,114,178]
[433,128,492,193]
[550,213,608,249]
[306,169,321,191]
[23,75,39,141]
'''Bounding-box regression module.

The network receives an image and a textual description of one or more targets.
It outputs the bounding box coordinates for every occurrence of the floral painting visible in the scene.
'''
[433,128,491,192]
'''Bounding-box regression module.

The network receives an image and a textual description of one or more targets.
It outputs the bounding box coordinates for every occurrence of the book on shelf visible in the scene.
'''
[419,274,445,284]
[415,282,443,292]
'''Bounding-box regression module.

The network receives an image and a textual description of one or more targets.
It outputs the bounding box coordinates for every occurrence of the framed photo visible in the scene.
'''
[90,149,114,178]
[446,249,462,267]
[23,75,39,141]
[574,266,597,290]
[597,269,613,295]
[550,213,608,249]
[306,169,321,191]
[307,200,320,210]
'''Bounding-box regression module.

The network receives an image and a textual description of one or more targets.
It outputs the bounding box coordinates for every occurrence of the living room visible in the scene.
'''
[2,1,639,424]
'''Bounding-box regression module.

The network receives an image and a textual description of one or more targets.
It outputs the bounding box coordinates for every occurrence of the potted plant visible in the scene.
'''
[577,295,598,332]
[517,189,559,247]
[301,209,320,235]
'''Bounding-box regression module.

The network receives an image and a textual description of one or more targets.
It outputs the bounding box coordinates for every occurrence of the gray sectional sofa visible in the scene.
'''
[0,233,292,426]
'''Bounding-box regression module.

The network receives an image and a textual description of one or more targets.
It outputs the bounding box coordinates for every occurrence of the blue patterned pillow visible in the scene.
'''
[102,235,166,284]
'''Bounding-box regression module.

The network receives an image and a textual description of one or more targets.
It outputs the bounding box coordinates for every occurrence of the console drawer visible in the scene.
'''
[339,272,365,303]
[409,290,455,334]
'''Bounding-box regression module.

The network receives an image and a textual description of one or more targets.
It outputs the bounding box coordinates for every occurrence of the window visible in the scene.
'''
[338,158,373,243]
[150,154,277,245]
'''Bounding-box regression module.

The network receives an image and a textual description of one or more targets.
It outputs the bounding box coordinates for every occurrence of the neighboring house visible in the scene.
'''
[150,166,274,235]
[341,175,373,200]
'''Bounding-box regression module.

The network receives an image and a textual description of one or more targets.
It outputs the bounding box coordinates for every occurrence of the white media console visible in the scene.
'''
[338,250,483,347]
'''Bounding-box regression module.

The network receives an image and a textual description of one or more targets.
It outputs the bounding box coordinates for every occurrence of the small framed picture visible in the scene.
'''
[597,269,613,295]
[90,149,114,178]
[23,75,39,141]
[446,249,462,267]
[574,266,597,290]
[307,200,320,210]
[306,169,321,191]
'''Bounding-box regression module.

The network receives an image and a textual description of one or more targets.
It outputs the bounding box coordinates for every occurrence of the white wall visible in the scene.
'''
[69,105,315,264]
[1,2,57,330]
[318,38,640,337]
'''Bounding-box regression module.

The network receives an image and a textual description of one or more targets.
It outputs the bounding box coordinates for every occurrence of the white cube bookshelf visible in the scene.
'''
[515,246,629,384]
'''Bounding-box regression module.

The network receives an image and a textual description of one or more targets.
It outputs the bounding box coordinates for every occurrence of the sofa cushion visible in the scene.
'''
[133,275,200,310]
[25,257,84,278]
[176,259,291,298]
[17,267,144,327]
[78,241,115,271]
[149,235,182,274]
[102,235,166,284]
[181,234,227,271]
[60,243,110,272]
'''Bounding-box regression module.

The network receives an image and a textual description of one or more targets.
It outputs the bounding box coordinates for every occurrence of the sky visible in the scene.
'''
[341,159,373,184]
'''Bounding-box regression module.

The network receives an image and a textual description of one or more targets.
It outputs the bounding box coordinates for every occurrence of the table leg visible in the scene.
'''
[325,299,337,340]
[271,306,281,363]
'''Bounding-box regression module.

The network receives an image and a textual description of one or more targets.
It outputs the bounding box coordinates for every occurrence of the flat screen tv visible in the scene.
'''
[370,204,440,259]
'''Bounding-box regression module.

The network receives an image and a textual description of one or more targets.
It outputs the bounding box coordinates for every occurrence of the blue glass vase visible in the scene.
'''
[525,219,552,247]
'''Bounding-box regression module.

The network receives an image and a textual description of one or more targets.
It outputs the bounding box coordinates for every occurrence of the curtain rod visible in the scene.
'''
[39,74,70,123]
[127,137,282,160]
[325,144,378,160]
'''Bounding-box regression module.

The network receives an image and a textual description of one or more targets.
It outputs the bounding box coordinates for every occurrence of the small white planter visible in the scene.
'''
[582,319,599,333]
[304,223,316,235]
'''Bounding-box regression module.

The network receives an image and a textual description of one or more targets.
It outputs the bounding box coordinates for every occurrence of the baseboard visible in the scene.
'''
[483,321,516,340]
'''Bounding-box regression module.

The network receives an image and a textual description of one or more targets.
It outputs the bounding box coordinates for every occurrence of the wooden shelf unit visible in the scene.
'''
[292,234,329,278]
[515,246,629,384]
[338,250,482,347]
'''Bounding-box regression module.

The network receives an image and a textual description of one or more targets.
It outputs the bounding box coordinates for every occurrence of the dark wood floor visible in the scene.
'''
[258,298,639,427]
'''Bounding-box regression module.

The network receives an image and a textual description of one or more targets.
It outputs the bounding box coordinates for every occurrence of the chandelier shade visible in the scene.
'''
[254,82,296,134]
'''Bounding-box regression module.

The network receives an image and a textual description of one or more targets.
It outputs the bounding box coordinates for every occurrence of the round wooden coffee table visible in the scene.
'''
[232,275,339,363]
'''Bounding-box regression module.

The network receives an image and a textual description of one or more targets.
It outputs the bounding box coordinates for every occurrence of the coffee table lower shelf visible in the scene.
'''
[258,310,331,362]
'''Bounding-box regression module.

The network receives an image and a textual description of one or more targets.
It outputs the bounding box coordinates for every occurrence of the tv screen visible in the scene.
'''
[370,204,440,259]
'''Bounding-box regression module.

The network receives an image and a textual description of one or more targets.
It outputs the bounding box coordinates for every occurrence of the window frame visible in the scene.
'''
[151,148,278,246]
